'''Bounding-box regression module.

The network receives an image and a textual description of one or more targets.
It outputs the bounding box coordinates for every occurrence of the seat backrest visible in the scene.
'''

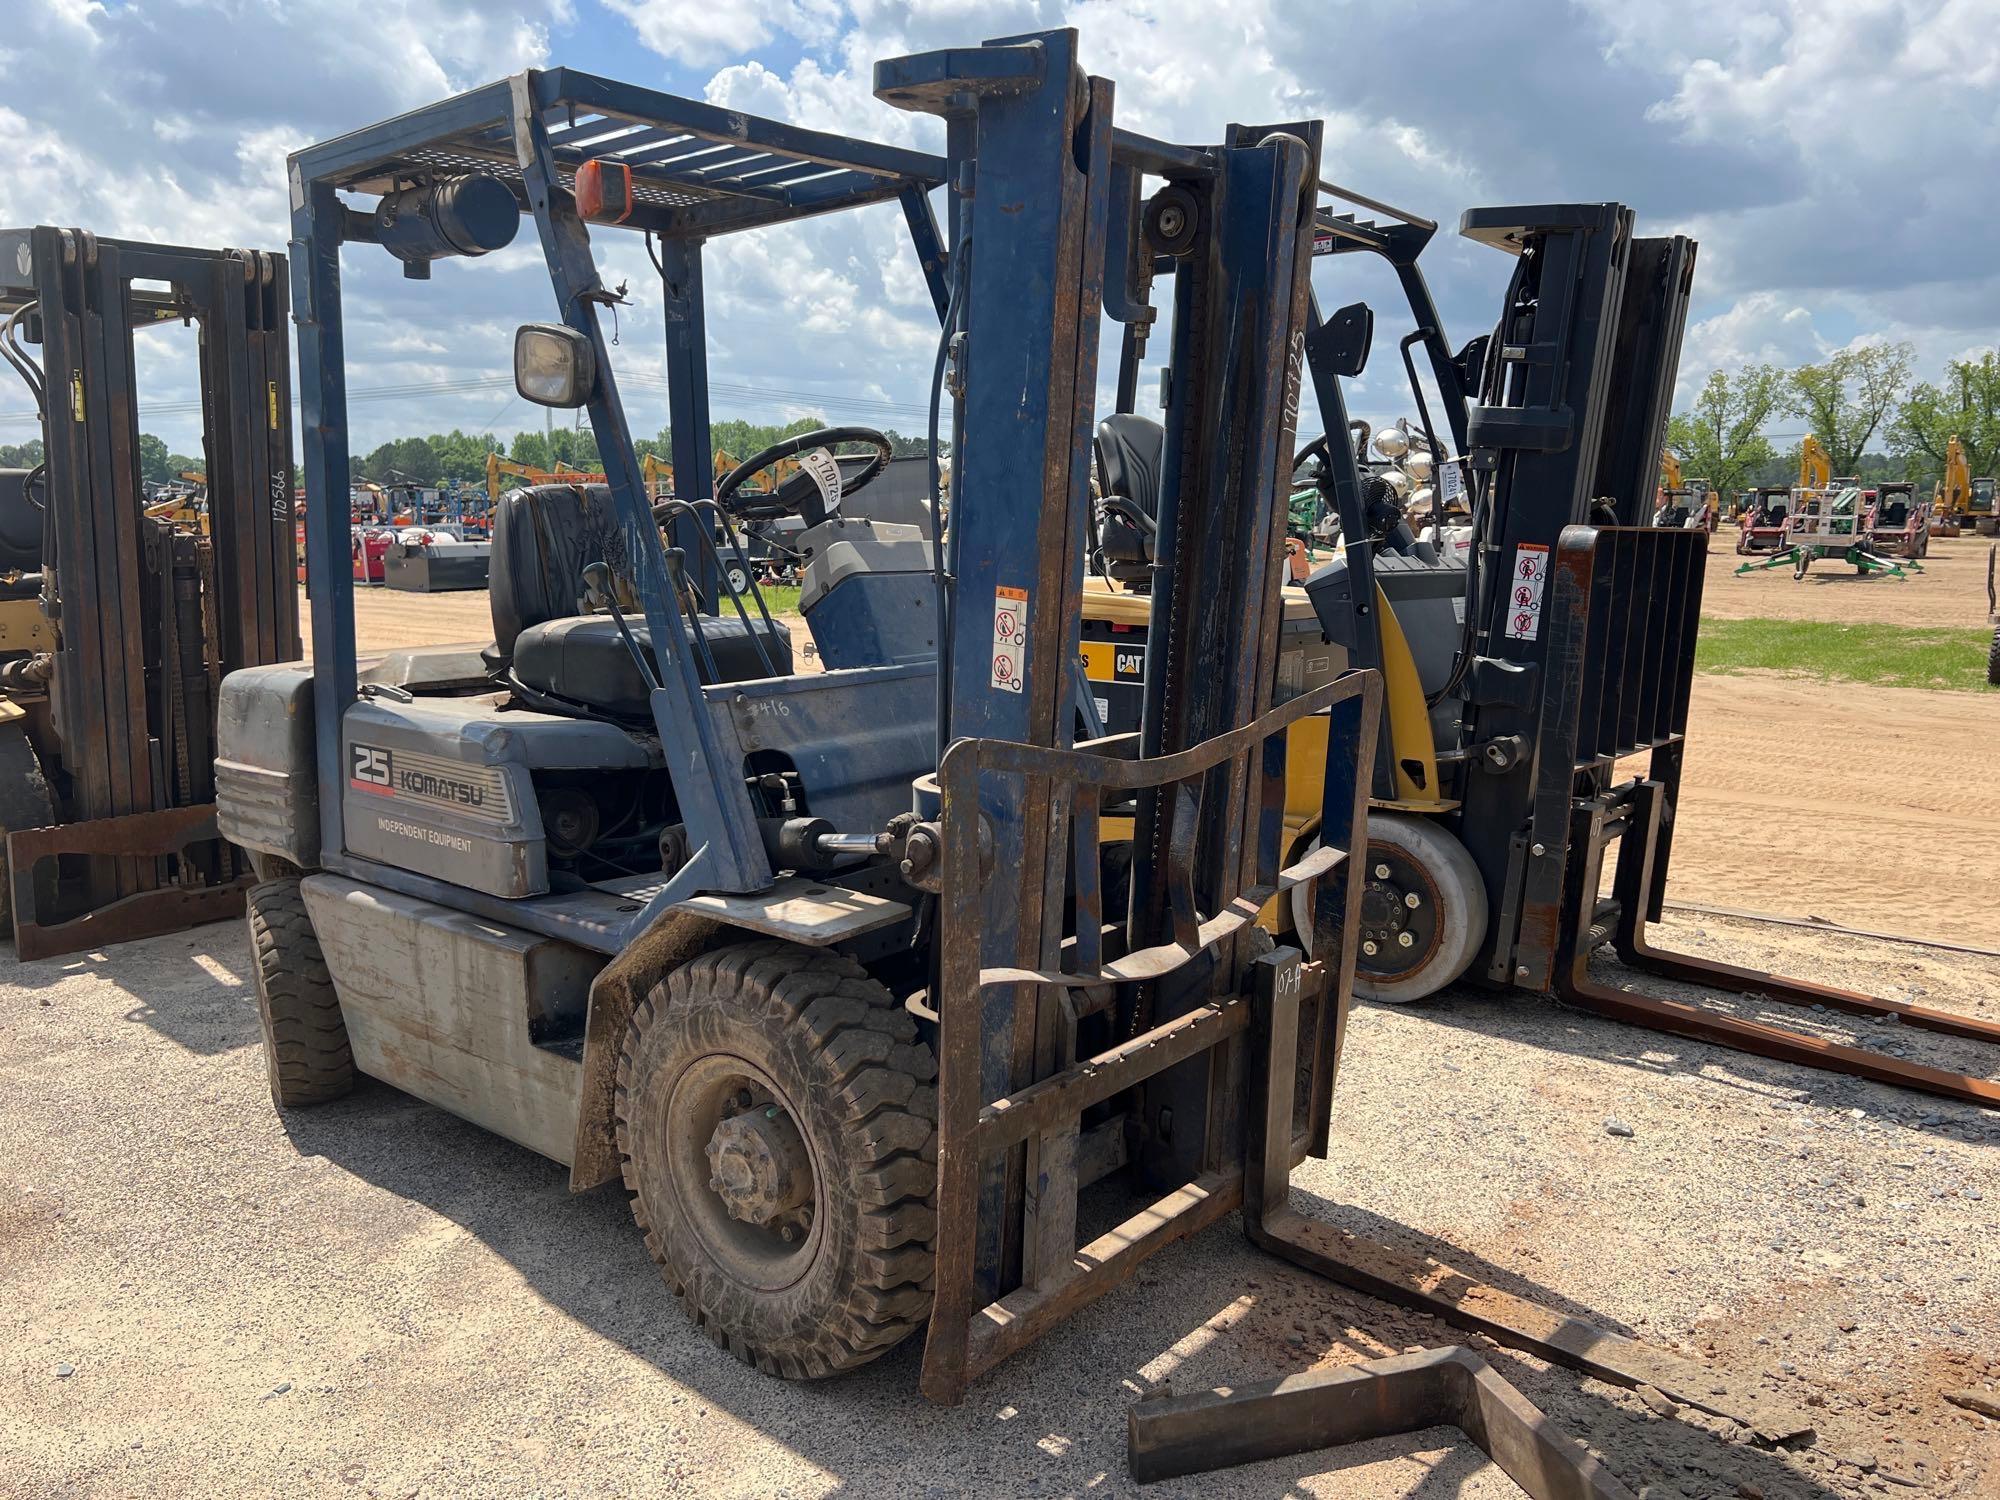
[489,484,634,656]
[1094,414,1165,521]
[1092,414,1166,586]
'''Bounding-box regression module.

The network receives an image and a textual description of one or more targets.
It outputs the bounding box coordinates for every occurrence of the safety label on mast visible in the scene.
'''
[990,584,1028,692]
[1503,542,1550,642]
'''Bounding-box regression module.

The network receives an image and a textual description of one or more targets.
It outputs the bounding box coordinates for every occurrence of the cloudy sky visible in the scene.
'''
[1,0,1994,458]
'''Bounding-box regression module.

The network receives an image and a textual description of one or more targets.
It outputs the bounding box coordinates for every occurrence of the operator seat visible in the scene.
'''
[1092,414,1165,587]
[490,484,790,722]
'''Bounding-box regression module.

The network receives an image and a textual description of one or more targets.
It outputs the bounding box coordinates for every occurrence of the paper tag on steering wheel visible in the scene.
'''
[798,447,843,515]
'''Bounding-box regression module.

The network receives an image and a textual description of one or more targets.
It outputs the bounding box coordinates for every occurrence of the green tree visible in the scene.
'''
[137,432,174,484]
[1784,342,1914,474]
[1889,350,2000,488]
[0,438,45,468]
[1666,365,1784,496]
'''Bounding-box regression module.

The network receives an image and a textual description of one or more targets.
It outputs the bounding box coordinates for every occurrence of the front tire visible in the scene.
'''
[246,879,354,1107]
[616,940,938,1379]
[1987,623,2000,687]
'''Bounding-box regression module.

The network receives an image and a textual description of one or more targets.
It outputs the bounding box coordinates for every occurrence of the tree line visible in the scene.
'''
[1667,346,2000,497]
[0,416,935,489]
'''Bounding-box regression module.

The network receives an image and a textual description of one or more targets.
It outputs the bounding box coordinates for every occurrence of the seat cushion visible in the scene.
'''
[510,613,792,720]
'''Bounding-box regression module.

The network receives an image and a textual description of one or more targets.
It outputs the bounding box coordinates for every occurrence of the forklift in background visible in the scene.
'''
[0,228,297,958]
[1288,205,1995,1104]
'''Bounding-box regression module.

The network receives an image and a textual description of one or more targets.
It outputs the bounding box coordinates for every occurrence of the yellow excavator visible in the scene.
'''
[1933,436,1969,538]
[485,451,605,505]
[1799,432,1831,492]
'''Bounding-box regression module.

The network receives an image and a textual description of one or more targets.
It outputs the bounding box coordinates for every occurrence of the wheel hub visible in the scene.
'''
[706,1103,813,1226]
[1356,854,1436,969]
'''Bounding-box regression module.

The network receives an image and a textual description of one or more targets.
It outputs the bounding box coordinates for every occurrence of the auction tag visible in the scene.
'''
[799,447,842,512]
[1438,458,1465,509]
[990,584,1027,692]
[1503,542,1549,641]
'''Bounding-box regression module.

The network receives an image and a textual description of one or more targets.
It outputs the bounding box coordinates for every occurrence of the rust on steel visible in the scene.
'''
[1127,1345,1639,1495]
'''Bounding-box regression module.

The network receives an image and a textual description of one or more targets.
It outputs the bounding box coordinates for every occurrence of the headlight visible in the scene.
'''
[514,323,595,408]
[1373,429,1409,460]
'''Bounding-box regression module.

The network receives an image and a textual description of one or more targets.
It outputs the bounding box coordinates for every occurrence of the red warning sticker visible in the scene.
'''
[1503,543,1549,641]
[991,584,1027,692]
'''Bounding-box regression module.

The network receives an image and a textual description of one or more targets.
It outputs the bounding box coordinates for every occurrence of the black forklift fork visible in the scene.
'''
[1515,526,2000,1109]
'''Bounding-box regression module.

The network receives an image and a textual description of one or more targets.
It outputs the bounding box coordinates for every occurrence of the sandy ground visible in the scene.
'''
[1703,529,1995,627]
[3,545,1988,1497]
[1,911,1995,1499]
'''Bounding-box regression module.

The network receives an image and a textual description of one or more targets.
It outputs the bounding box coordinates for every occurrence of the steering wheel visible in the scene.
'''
[712,425,893,525]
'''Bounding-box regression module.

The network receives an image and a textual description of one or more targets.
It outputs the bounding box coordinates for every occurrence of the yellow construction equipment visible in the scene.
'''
[1933,435,1969,537]
[1799,432,1831,491]
[484,451,604,504]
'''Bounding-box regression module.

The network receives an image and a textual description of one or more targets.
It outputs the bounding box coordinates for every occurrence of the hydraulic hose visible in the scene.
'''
[928,234,970,763]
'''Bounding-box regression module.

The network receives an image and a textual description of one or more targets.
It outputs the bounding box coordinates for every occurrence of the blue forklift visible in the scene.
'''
[217,38,1858,1461]
[217,32,1380,1401]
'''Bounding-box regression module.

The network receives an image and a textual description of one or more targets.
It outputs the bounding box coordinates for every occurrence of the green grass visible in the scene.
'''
[754,583,801,615]
[1694,618,1998,693]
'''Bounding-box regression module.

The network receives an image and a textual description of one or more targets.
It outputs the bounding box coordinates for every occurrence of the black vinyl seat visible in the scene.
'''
[1092,414,1165,586]
[491,483,790,721]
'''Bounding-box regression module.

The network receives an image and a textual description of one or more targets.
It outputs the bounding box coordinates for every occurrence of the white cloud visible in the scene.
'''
[602,0,844,66]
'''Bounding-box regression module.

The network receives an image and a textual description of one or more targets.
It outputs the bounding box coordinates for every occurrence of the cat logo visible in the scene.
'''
[1114,649,1145,679]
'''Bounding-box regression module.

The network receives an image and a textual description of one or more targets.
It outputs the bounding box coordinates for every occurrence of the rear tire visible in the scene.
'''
[616,939,938,1378]
[246,879,354,1108]
[1987,624,2000,687]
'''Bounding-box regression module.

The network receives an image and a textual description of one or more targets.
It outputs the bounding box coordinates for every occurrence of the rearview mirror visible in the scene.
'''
[514,323,595,408]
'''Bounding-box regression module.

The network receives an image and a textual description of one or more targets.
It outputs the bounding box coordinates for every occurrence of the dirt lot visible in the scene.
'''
[2,912,1995,1498]
[1,534,1992,1498]
[1704,529,1994,627]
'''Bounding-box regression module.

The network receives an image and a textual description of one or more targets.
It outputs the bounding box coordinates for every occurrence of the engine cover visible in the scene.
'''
[341,699,547,898]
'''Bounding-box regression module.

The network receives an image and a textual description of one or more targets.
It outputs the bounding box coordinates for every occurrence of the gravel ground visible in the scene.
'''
[2,911,1995,1499]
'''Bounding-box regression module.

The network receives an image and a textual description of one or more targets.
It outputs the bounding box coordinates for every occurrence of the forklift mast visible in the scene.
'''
[880,33,1377,1403]
[0,228,296,958]
[1438,207,1696,984]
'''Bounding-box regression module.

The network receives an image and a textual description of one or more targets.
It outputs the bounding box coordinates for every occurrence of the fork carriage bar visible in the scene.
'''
[920,672,1381,1405]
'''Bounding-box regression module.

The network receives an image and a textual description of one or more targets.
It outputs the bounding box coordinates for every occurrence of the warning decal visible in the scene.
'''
[1503,542,1550,642]
[990,584,1027,692]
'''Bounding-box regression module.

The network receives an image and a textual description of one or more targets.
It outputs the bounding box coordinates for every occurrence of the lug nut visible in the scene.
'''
[1404,891,1421,908]
[1374,863,1390,879]
[780,1224,799,1244]
[1362,940,1378,956]
[1397,931,1415,948]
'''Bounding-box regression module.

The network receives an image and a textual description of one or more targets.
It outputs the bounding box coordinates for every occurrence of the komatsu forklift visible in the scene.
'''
[217,35,1378,1400]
